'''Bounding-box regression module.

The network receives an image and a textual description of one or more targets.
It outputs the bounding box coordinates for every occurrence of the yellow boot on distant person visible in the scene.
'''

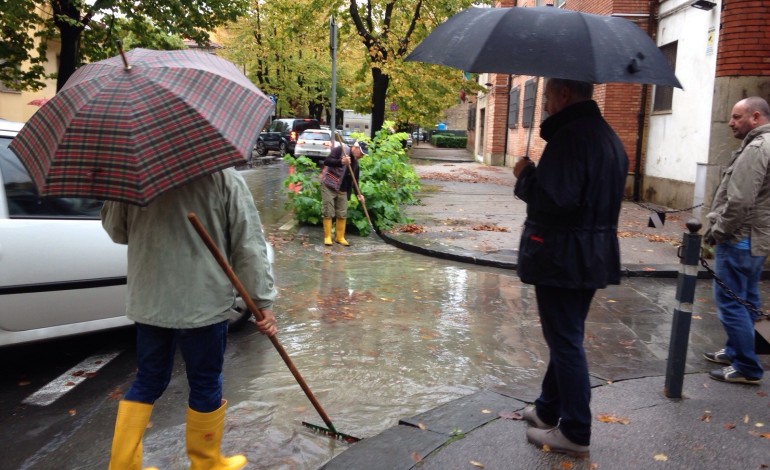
[322,218,333,246]
[108,400,158,470]
[335,218,349,246]
[186,400,247,470]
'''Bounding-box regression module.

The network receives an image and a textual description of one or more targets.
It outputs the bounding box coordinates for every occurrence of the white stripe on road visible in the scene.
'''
[22,352,121,406]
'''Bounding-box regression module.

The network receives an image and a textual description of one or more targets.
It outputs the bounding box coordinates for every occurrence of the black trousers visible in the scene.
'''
[534,285,596,446]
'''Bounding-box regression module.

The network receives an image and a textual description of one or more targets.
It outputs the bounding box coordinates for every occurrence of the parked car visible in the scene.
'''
[256,118,321,157]
[0,121,264,346]
[294,128,344,164]
[341,130,356,146]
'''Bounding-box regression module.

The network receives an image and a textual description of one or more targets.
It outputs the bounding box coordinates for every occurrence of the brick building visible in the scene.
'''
[471,0,770,210]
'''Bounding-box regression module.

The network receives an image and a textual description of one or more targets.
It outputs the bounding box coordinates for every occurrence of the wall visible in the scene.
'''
[443,100,470,131]
[705,0,770,216]
[0,38,59,123]
[644,0,720,209]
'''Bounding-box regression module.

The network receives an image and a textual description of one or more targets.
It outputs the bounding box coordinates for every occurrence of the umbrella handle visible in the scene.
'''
[187,212,337,433]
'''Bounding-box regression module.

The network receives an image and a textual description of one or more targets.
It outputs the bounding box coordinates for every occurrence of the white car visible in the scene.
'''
[0,121,258,346]
[294,129,343,164]
[0,120,131,346]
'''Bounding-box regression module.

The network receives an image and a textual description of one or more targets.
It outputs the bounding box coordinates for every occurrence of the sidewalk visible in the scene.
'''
[320,145,770,470]
[383,143,697,277]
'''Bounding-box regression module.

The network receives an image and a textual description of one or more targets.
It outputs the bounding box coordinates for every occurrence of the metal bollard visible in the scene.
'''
[664,218,702,398]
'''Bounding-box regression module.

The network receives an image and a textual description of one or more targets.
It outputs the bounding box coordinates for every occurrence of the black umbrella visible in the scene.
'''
[405,6,682,88]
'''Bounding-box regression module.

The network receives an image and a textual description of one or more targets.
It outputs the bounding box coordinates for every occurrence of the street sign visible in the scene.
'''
[329,16,337,56]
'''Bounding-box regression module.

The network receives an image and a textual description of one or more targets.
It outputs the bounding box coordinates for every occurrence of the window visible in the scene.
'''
[653,41,678,113]
[467,104,476,130]
[522,79,537,128]
[508,86,520,129]
[0,139,102,218]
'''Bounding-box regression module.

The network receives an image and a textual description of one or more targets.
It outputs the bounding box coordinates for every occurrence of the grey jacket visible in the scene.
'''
[101,168,276,328]
[706,123,770,256]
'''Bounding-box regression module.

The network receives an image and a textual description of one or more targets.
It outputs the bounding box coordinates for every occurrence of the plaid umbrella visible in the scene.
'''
[10,48,274,206]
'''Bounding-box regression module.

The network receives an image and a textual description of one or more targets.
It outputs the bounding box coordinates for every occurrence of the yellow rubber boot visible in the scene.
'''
[323,218,333,246]
[335,219,349,246]
[108,400,158,470]
[186,400,247,470]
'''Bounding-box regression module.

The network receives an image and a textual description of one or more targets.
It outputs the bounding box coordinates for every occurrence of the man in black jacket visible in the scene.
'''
[513,78,629,458]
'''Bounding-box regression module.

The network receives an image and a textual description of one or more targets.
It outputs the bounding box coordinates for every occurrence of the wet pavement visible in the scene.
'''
[314,145,770,469]
[33,152,766,470]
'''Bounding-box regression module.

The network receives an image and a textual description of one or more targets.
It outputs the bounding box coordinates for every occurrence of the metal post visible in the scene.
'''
[693,163,708,221]
[664,218,702,398]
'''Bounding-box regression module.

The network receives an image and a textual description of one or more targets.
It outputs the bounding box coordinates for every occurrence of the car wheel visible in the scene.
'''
[256,140,267,156]
[227,304,252,332]
[279,141,288,157]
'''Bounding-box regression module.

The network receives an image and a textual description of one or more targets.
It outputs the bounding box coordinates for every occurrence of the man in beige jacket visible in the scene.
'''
[703,96,770,385]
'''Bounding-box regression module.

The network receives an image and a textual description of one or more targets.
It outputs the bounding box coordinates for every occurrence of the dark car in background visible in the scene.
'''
[256,118,320,157]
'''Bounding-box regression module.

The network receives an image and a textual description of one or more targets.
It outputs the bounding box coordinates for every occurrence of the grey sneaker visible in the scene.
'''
[703,349,730,365]
[522,405,555,429]
[709,366,761,385]
[526,427,589,459]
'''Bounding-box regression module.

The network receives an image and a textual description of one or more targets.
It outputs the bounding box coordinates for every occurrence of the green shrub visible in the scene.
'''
[282,123,421,236]
[431,135,467,148]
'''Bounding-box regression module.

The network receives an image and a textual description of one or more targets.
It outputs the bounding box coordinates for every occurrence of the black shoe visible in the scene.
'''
[703,349,730,365]
[709,366,761,385]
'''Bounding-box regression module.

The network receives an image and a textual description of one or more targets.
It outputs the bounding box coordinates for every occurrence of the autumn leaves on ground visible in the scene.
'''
[394,163,682,251]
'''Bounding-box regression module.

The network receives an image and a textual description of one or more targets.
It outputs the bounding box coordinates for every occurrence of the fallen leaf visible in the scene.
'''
[481,409,492,414]
[596,413,630,425]
[411,452,422,462]
[559,462,574,469]
[470,461,485,468]
[499,411,523,420]
[68,409,76,416]
[744,414,750,424]
[397,224,427,234]
[757,391,768,397]
[756,422,765,428]
[700,412,711,422]
[417,422,426,430]
[724,423,736,430]
[17,380,31,387]
[542,444,552,453]
[654,454,668,461]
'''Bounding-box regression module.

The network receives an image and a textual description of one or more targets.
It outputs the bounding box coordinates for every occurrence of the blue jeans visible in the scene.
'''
[713,243,765,379]
[124,321,228,412]
[534,285,595,446]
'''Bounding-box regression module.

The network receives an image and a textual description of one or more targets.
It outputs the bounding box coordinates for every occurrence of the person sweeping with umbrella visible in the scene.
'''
[10,48,278,469]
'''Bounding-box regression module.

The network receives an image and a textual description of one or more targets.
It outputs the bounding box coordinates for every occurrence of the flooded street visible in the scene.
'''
[136,162,741,469]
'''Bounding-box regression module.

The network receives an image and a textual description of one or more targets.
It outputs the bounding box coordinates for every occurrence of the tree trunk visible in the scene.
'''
[56,25,82,91]
[370,67,390,136]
